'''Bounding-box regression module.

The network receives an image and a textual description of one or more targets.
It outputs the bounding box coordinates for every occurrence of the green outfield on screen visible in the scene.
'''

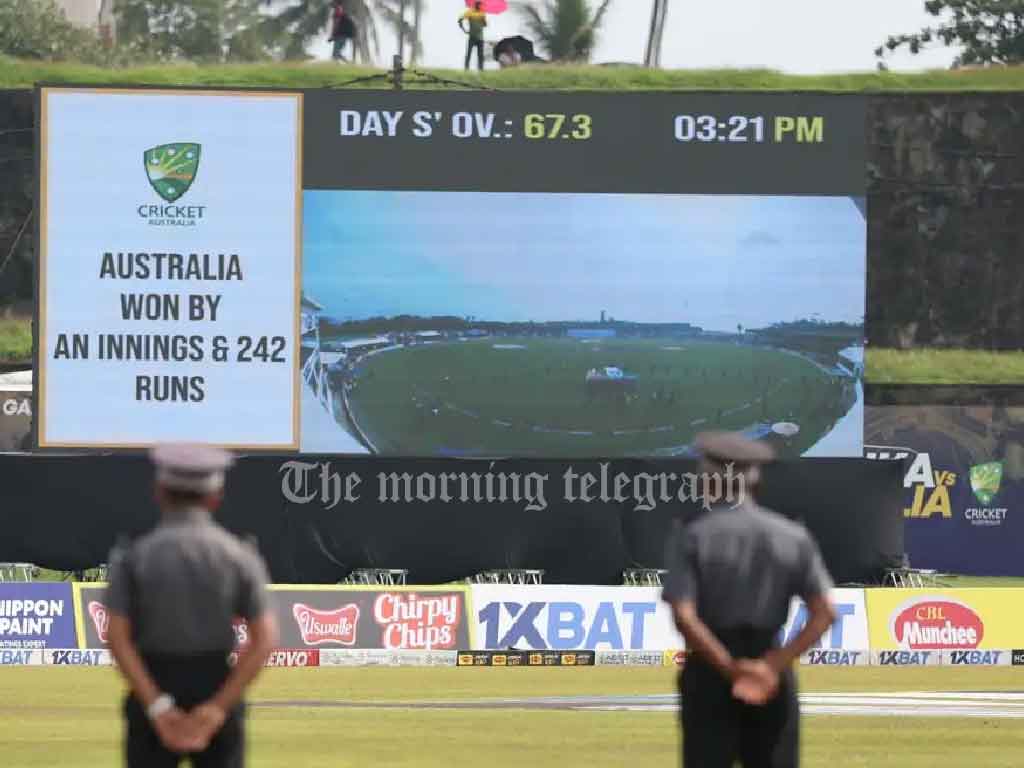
[866,348,1024,385]
[345,338,853,457]
[5,666,1023,768]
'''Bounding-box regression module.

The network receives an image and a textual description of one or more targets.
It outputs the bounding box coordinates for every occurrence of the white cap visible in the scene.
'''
[150,443,234,494]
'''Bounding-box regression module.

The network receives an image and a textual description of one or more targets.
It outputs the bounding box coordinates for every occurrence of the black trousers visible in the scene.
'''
[679,629,799,768]
[125,651,244,768]
[465,37,484,70]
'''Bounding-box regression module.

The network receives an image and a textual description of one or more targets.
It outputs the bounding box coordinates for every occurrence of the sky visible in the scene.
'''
[309,0,959,72]
[304,191,865,331]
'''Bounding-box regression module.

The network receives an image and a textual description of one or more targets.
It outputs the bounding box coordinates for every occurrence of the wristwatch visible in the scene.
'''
[146,693,175,720]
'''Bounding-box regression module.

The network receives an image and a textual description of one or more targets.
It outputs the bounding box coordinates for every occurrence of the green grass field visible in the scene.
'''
[5,666,1023,768]
[0,317,32,362]
[344,338,856,457]
[865,348,1024,385]
[9,58,1024,91]
[932,575,1024,589]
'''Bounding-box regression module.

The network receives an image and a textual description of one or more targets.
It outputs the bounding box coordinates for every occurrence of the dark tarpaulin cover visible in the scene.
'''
[0,456,902,585]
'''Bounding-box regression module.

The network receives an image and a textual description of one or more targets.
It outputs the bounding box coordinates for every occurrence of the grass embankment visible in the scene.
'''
[866,348,1024,385]
[918,575,1024,588]
[4,666,1022,768]
[7,57,1024,90]
[0,317,31,362]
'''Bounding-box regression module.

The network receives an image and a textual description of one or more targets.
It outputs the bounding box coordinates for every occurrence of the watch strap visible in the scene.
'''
[146,693,175,720]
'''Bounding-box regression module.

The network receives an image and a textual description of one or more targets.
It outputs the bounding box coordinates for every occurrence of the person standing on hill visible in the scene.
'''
[662,431,837,768]
[328,0,355,62]
[105,444,278,767]
[459,1,487,71]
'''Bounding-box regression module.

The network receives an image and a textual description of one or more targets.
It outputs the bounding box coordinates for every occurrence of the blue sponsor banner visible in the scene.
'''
[865,406,1024,576]
[0,583,77,649]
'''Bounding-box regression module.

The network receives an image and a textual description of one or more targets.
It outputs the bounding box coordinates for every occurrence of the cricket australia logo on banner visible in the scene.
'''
[145,143,200,202]
[965,461,1009,527]
[138,142,206,226]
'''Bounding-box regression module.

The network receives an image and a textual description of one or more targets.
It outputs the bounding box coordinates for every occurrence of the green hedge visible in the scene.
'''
[0,318,31,362]
[6,58,1024,91]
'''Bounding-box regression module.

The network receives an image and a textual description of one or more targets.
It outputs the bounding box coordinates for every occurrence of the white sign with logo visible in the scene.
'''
[470,586,868,653]
[472,585,683,651]
[38,88,302,449]
[596,650,665,666]
[44,648,112,665]
[940,649,1011,666]
[0,649,44,665]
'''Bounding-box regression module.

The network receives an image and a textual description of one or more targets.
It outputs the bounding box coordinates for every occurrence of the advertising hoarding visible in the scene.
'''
[76,584,471,652]
[864,405,1024,575]
[865,589,1024,651]
[470,585,868,652]
[0,583,78,649]
[0,370,31,452]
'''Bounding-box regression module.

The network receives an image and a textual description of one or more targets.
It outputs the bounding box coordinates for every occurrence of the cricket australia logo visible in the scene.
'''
[970,462,1002,505]
[144,142,201,203]
[138,142,206,227]
[965,461,1008,527]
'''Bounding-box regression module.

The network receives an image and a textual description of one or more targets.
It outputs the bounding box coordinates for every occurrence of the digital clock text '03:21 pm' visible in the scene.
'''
[673,115,825,144]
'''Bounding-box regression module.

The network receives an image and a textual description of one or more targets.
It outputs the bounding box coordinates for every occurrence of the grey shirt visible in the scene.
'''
[661,502,833,631]
[105,508,270,654]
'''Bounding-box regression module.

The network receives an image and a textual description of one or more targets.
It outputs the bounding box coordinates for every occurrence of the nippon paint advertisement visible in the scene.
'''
[469,586,868,653]
[865,589,1024,652]
[0,583,78,649]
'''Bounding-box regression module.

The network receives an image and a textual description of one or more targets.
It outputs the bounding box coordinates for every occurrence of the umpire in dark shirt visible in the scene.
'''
[105,444,278,767]
[662,431,837,768]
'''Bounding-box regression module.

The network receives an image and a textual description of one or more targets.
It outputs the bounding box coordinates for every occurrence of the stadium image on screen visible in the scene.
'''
[300,191,865,457]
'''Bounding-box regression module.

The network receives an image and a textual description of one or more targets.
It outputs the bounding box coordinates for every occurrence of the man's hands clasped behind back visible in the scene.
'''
[152,700,228,754]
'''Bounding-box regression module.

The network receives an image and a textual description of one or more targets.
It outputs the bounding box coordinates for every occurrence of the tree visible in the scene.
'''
[0,0,109,63]
[876,1,1024,67]
[517,0,613,61]
[410,0,424,64]
[115,0,270,61]
[261,0,378,61]
[375,0,426,65]
[262,0,427,64]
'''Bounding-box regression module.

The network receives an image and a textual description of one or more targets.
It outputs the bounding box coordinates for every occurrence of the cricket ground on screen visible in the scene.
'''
[301,191,865,458]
